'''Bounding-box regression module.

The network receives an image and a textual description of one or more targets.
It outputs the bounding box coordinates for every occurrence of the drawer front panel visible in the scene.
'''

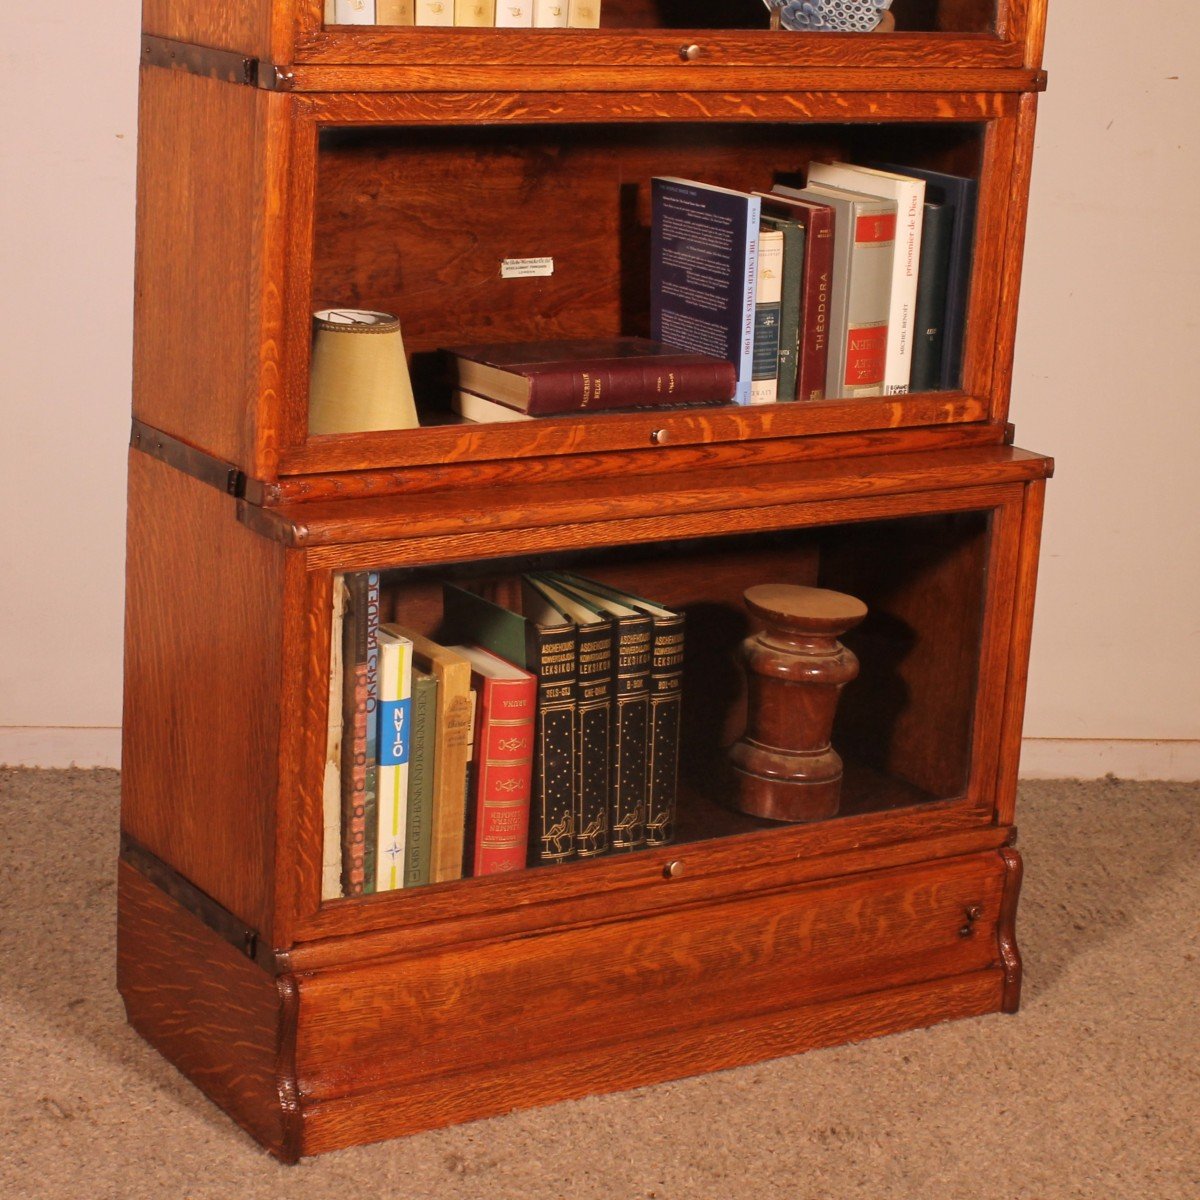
[296,851,1005,1100]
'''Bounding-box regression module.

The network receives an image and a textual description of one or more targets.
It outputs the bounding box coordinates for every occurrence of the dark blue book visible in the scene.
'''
[650,177,762,406]
[871,163,978,390]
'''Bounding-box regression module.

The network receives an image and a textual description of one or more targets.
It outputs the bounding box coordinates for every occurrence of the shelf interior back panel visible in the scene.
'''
[309,121,985,412]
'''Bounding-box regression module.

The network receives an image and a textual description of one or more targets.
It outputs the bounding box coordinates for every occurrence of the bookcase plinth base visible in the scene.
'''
[118,839,1023,1161]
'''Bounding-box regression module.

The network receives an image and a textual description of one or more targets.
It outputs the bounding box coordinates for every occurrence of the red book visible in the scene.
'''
[757,193,834,402]
[449,644,538,876]
[444,337,737,415]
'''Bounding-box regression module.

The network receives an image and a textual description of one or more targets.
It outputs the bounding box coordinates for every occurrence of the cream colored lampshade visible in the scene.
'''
[308,309,419,435]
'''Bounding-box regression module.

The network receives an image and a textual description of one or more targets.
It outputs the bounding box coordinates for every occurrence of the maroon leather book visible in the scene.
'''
[445,336,737,415]
[757,195,834,402]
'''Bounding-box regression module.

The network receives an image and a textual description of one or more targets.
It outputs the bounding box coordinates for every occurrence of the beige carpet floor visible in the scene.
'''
[0,769,1196,1198]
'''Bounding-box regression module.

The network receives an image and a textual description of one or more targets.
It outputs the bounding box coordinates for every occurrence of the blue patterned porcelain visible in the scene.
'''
[763,0,891,32]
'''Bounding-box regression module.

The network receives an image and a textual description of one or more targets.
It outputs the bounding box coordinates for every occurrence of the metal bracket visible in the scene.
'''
[141,35,290,90]
[121,836,277,973]
[130,420,247,499]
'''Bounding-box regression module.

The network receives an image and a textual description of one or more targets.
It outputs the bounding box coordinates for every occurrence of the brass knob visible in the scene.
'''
[651,428,671,445]
[679,43,702,62]
[663,860,685,879]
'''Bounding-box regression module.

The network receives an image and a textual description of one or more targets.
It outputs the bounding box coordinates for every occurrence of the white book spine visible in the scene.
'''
[534,0,569,25]
[321,579,346,901]
[733,193,763,406]
[494,0,534,24]
[565,0,599,25]
[750,227,784,405]
[415,0,455,22]
[334,0,376,22]
[375,633,414,893]
[806,162,925,395]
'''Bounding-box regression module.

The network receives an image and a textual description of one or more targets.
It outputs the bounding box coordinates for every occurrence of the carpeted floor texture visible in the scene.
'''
[0,769,1196,1198]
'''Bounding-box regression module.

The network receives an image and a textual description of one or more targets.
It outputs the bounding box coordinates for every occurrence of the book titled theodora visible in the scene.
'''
[444,337,736,415]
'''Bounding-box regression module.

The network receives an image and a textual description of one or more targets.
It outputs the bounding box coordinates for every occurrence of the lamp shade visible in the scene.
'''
[308,309,419,435]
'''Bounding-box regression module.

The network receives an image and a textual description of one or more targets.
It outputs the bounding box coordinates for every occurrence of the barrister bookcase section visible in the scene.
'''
[120,0,1051,1162]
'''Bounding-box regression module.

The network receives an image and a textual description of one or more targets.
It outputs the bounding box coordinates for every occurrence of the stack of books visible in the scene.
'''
[323,570,685,899]
[443,337,738,424]
[649,164,978,404]
[328,0,600,27]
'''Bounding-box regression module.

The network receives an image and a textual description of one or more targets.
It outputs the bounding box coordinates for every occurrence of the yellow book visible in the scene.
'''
[455,0,496,23]
[567,0,599,26]
[377,0,415,21]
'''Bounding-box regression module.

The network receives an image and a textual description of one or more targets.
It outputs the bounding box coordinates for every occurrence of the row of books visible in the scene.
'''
[327,0,600,27]
[322,571,685,899]
[650,162,978,404]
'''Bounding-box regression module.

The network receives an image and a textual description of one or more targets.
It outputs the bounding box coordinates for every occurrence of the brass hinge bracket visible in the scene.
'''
[141,35,293,91]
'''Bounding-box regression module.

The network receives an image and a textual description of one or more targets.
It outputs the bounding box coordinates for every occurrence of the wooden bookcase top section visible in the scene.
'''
[141,0,1047,76]
[132,65,1042,488]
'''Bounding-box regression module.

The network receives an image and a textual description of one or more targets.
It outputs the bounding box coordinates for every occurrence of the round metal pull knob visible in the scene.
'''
[679,43,702,61]
[650,428,671,446]
[663,860,685,879]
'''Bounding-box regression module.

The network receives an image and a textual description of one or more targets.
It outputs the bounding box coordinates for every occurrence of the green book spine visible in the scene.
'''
[761,214,804,401]
[404,668,438,886]
[442,583,578,865]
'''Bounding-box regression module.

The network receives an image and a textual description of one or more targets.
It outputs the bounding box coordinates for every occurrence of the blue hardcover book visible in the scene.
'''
[871,163,978,390]
[650,177,762,406]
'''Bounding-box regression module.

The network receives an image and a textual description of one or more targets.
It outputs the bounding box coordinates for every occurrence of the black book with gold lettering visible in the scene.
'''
[524,576,615,859]
[541,573,652,853]
[442,582,577,866]
[551,573,684,848]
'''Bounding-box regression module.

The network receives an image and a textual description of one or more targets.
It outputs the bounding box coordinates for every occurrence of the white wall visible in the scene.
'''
[1013,0,1200,779]
[0,1,139,767]
[0,2,1197,776]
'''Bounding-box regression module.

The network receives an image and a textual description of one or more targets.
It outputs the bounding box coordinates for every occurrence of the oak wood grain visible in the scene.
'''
[121,452,285,936]
[132,70,291,480]
[294,851,1007,1100]
[263,446,1054,550]
[288,823,1011,967]
[298,967,1004,1154]
[281,396,990,477]
[994,478,1046,823]
[117,862,300,1160]
[283,63,1039,92]
[262,423,1004,503]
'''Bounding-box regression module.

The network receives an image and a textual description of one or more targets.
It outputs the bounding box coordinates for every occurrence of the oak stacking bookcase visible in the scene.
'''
[120,0,1053,1160]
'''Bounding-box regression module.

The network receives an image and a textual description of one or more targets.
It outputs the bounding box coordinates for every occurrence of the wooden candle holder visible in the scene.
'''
[728,583,868,822]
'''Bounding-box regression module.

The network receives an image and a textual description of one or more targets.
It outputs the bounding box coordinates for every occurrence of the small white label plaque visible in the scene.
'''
[500,257,555,279]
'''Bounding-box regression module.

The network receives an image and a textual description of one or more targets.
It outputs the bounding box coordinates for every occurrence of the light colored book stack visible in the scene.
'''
[328,0,598,25]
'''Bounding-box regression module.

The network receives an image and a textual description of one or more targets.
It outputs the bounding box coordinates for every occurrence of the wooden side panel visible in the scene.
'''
[121,452,286,935]
[132,69,289,477]
[295,851,1007,1101]
[141,0,280,60]
[117,862,299,1161]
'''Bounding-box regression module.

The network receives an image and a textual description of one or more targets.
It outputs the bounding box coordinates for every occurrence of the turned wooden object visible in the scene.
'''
[728,583,868,822]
